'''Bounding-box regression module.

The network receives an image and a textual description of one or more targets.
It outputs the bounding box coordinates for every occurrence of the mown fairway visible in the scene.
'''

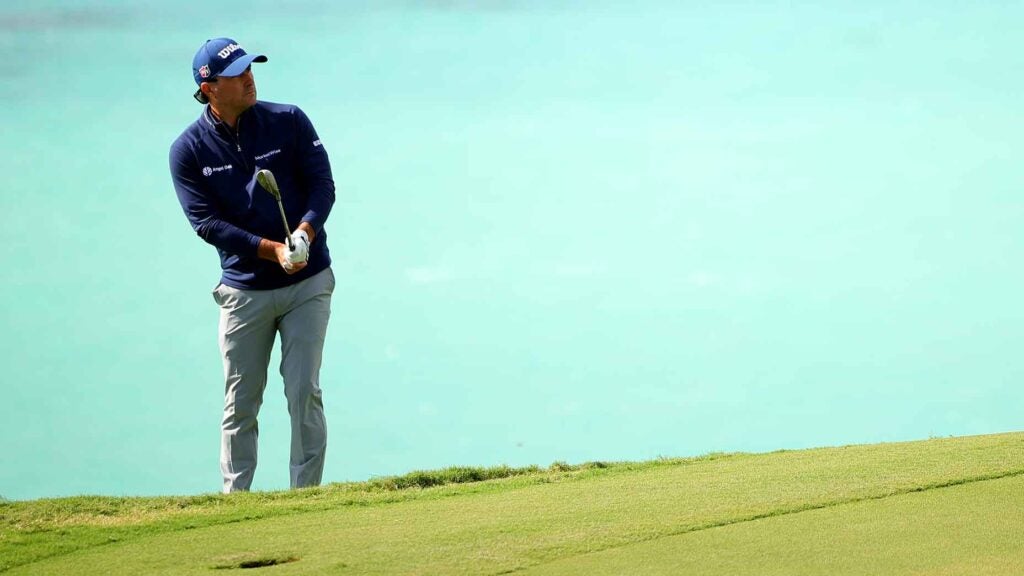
[525,473,1024,575]
[2,432,1022,575]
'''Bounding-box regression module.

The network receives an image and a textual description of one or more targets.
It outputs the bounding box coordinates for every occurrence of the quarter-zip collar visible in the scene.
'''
[202,104,244,141]
[201,104,255,171]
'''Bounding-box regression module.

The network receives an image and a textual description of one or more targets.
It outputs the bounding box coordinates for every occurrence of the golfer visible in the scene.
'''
[169,38,336,493]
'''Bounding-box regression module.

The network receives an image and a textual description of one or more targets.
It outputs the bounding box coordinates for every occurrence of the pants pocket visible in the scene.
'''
[211,283,223,306]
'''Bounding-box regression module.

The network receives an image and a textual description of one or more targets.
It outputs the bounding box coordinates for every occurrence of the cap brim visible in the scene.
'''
[219,54,268,78]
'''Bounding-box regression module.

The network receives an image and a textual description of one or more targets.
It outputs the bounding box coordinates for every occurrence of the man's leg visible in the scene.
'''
[278,268,334,488]
[214,284,277,493]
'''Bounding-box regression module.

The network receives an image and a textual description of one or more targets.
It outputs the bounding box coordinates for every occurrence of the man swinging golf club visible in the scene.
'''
[169,37,336,493]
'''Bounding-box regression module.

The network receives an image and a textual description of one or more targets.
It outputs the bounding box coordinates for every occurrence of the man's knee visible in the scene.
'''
[223,410,257,432]
[284,379,322,407]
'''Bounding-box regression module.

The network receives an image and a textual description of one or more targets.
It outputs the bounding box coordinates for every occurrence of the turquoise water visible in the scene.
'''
[1,1,1022,500]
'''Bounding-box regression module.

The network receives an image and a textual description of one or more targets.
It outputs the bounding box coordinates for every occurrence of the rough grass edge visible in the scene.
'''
[361,452,732,491]
[2,451,738,523]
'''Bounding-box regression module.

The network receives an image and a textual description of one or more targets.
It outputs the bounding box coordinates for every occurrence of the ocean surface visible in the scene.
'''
[1,0,1022,500]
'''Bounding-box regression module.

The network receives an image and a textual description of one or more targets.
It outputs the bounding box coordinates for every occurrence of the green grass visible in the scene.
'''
[2,432,1022,575]
[524,474,1024,576]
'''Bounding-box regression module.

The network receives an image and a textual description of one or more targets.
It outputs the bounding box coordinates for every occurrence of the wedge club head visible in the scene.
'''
[256,169,281,201]
[256,169,294,249]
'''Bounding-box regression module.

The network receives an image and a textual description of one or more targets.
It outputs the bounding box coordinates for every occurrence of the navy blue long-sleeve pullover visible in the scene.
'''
[170,101,335,290]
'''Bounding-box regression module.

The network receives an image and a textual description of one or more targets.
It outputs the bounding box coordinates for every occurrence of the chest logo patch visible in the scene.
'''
[254,149,282,161]
[202,164,233,177]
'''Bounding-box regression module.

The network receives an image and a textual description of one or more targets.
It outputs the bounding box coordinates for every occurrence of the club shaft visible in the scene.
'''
[276,200,294,249]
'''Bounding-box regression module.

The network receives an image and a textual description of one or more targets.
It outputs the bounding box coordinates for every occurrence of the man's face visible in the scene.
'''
[205,65,257,111]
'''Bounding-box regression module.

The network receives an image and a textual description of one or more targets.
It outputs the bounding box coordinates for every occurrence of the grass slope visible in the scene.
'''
[2,432,1022,575]
[524,474,1024,575]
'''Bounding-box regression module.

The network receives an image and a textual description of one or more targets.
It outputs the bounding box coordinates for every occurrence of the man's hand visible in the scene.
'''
[287,230,310,264]
[296,221,316,245]
[258,222,316,274]
[276,243,307,274]
[258,238,307,274]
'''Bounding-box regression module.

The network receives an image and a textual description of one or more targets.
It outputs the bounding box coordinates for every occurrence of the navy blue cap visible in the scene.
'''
[192,38,267,86]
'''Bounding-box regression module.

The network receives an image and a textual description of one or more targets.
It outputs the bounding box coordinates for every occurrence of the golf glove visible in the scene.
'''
[286,229,310,264]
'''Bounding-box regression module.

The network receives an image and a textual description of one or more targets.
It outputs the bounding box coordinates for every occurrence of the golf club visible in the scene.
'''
[255,169,294,250]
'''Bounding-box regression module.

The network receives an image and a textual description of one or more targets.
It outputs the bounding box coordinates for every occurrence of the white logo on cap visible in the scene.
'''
[217,43,241,59]
[199,65,211,78]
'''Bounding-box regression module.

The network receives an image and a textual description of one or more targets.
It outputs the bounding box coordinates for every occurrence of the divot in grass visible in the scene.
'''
[211,555,299,570]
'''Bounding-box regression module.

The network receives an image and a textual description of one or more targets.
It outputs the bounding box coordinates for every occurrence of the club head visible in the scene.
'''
[256,169,281,200]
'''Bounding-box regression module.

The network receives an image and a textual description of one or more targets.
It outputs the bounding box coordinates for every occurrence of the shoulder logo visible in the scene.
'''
[313,139,322,147]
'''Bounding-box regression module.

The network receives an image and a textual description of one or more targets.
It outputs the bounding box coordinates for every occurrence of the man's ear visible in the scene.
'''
[201,82,215,99]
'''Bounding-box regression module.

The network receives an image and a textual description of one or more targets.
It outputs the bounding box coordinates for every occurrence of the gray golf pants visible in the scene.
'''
[212,267,334,493]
